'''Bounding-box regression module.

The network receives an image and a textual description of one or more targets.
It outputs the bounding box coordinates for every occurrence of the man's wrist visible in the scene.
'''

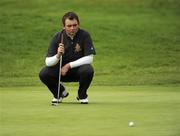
[56,54,61,59]
[68,63,71,69]
[69,62,73,68]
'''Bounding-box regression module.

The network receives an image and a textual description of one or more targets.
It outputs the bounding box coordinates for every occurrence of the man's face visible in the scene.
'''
[64,18,79,37]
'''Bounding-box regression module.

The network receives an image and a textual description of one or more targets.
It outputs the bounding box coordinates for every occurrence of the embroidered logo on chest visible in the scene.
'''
[74,43,81,53]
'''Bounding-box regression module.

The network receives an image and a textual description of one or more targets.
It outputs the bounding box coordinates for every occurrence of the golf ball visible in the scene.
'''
[129,121,134,127]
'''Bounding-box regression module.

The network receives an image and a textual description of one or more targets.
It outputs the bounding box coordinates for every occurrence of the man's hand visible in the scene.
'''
[56,43,64,59]
[61,63,71,76]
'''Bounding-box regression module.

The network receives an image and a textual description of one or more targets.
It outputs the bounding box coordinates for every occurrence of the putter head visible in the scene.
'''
[51,97,62,106]
[52,103,59,106]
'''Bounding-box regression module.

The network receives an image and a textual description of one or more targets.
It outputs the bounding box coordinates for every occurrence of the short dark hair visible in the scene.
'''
[62,12,79,26]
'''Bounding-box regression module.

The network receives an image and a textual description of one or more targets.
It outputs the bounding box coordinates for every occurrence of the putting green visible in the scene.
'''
[0,85,179,136]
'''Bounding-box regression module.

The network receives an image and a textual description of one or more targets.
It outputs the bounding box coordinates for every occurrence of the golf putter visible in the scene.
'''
[56,32,64,106]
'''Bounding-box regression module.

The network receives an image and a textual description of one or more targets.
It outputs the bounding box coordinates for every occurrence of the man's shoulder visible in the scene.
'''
[78,29,91,37]
[53,31,61,37]
[51,31,62,42]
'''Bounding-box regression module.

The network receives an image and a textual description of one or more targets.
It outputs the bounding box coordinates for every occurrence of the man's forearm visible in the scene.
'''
[45,54,94,67]
[69,55,93,68]
[45,54,60,66]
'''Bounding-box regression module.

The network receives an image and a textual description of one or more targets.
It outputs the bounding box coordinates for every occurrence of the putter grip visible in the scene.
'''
[61,32,63,44]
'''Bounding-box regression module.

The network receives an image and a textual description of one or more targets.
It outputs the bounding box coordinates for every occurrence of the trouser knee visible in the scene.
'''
[39,67,48,83]
[79,64,94,77]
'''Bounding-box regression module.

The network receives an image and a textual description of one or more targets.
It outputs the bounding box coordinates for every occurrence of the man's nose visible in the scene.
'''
[70,26,75,29]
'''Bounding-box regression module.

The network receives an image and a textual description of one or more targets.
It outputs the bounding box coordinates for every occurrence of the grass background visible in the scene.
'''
[0,0,180,86]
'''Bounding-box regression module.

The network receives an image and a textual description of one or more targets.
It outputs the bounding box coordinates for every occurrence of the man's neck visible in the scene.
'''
[65,33,74,40]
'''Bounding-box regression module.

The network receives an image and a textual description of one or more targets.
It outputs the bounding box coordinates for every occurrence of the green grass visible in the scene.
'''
[0,85,180,136]
[0,0,180,86]
[0,1,180,135]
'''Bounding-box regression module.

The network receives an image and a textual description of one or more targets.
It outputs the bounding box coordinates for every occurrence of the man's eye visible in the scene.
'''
[67,24,77,27]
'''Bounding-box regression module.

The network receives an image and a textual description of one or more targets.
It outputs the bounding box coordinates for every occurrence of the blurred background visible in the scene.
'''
[0,0,180,87]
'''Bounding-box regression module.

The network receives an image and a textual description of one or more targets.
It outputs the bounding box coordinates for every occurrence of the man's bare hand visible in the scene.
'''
[57,43,64,58]
[61,63,70,76]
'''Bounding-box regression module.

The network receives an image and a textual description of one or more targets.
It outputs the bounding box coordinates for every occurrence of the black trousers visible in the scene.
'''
[39,64,94,99]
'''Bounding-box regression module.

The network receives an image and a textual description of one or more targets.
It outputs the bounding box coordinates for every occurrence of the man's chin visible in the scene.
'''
[66,31,77,38]
[69,33,76,37]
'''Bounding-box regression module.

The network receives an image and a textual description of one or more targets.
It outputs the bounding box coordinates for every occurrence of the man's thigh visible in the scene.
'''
[61,64,94,82]
[61,67,79,82]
